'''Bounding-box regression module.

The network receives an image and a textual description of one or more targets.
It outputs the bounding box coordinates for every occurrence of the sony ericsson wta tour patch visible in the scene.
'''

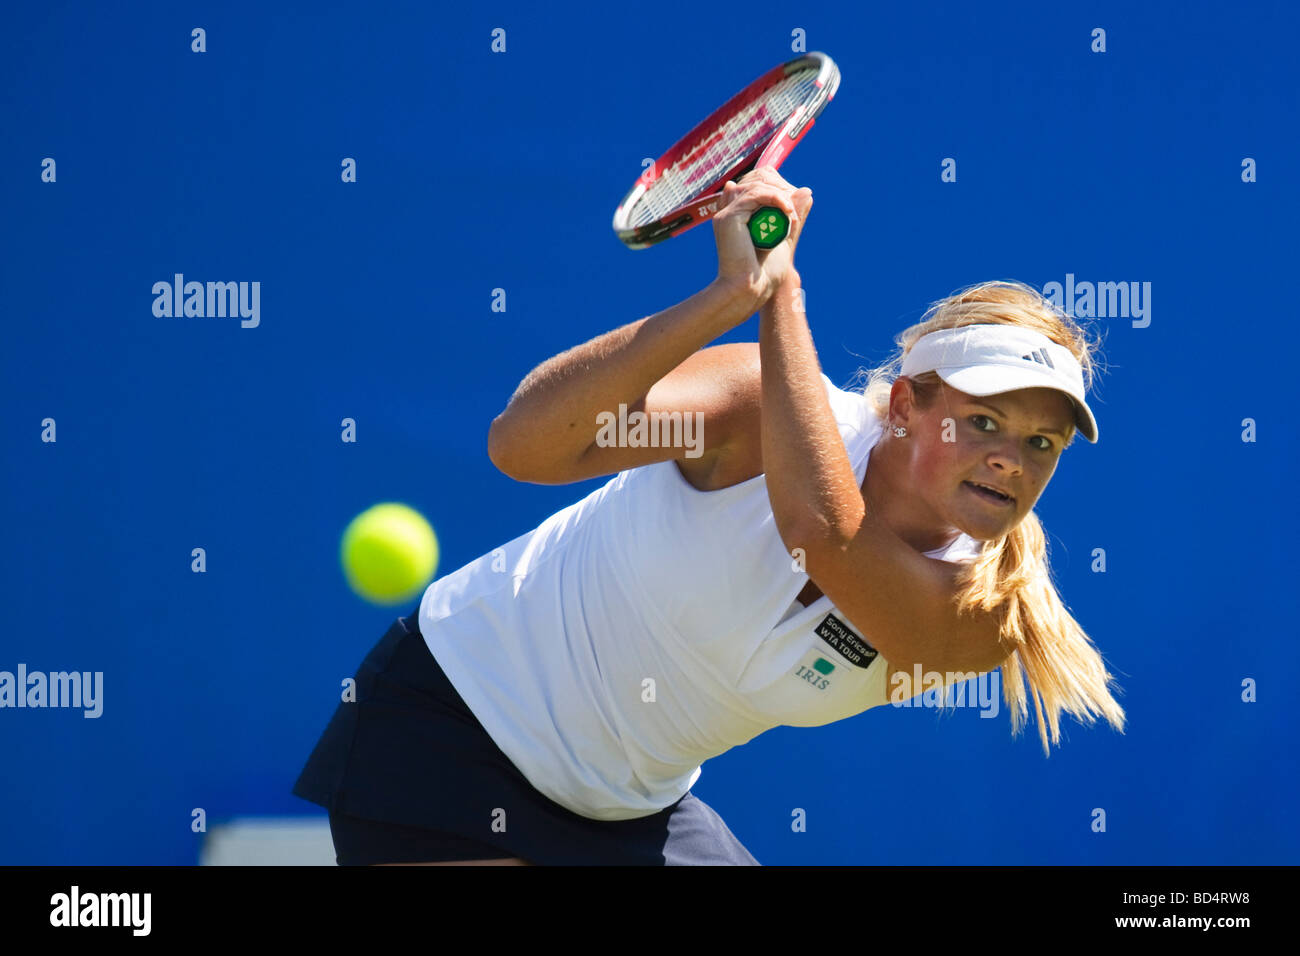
[770,612,891,721]
[814,613,879,668]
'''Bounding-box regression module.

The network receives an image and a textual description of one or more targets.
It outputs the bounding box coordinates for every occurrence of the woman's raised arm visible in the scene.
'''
[487,173,805,485]
[487,280,757,483]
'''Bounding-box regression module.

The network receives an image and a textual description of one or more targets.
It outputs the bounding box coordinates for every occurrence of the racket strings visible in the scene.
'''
[628,68,821,228]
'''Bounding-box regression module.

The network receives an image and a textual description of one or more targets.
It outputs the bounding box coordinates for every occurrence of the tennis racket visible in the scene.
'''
[612,51,840,251]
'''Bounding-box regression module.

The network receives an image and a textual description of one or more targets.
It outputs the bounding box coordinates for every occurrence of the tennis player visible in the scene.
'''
[293,168,1126,865]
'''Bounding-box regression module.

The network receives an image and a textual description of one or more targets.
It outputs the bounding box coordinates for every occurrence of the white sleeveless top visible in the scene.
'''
[418,374,984,821]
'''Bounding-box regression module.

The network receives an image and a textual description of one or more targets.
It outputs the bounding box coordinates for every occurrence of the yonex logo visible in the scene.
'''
[1021,348,1055,369]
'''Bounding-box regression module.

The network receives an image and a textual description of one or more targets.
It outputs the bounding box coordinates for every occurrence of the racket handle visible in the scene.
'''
[748,207,790,249]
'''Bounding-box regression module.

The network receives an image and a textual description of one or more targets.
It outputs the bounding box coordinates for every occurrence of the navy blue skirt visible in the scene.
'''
[292,606,759,866]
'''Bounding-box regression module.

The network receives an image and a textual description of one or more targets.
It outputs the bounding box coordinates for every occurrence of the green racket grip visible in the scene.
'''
[747,206,790,249]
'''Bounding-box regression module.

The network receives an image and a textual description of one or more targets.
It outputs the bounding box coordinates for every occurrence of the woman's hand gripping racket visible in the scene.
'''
[713,168,814,304]
[612,51,840,251]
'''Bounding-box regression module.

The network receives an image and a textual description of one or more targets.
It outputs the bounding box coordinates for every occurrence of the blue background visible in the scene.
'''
[2,0,1296,865]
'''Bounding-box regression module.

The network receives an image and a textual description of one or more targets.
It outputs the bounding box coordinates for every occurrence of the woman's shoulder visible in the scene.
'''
[820,373,880,438]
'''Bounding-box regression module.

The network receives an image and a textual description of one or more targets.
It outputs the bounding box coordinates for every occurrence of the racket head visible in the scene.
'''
[612,51,840,250]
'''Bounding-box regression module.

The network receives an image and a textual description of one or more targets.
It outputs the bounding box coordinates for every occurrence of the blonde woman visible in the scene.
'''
[293,168,1125,866]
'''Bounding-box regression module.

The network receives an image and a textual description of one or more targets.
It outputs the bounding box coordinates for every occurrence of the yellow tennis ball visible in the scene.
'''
[340,502,439,606]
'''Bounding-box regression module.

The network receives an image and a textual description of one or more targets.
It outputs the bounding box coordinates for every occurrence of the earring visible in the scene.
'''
[893,425,908,438]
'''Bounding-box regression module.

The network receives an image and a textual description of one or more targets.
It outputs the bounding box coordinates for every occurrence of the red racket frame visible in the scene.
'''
[613,51,840,250]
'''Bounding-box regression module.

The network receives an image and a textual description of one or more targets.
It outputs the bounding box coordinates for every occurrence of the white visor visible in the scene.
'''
[900,324,1098,443]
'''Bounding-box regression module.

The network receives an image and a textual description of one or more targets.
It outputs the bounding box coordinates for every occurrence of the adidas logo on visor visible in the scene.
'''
[1021,348,1055,369]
